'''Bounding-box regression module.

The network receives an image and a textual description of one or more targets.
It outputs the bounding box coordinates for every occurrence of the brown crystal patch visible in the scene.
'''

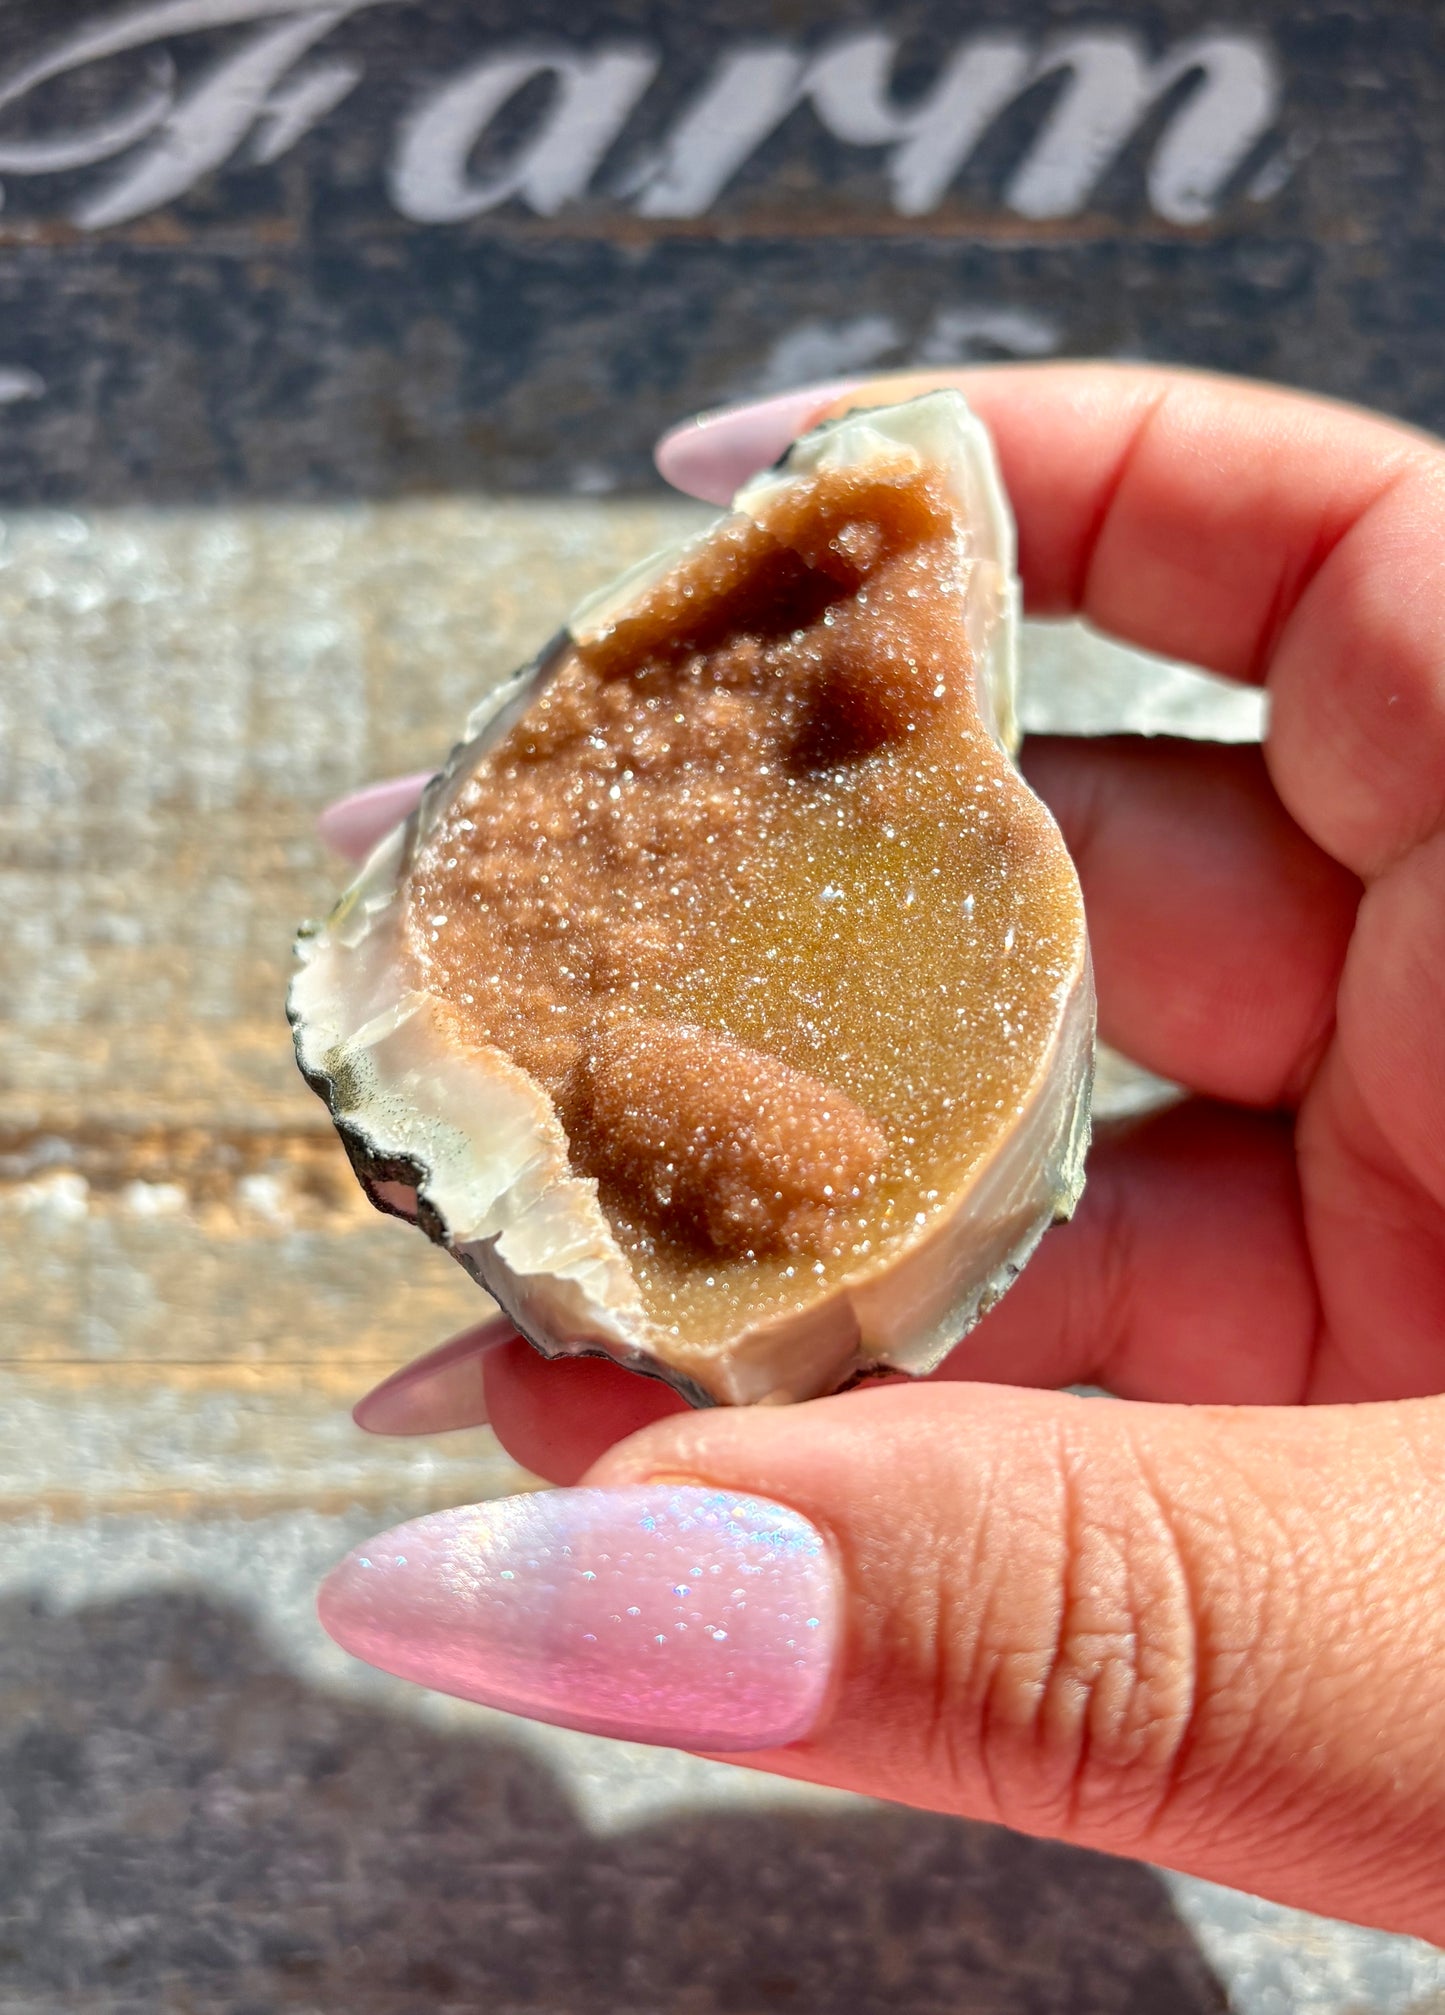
[562,1016,888,1260]
[403,455,1083,1347]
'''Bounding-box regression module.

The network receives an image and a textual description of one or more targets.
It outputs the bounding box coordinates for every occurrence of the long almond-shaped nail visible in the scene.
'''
[353,1318,514,1436]
[654,380,862,505]
[316,771,434,860]
[318,1487,838,1750]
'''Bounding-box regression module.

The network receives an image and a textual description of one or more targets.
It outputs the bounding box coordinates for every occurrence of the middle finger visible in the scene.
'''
[1026,735,1359,1107]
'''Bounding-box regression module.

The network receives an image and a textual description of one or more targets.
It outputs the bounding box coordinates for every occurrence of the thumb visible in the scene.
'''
[583,1385,1445,1940]
[321,1382,1445,1940]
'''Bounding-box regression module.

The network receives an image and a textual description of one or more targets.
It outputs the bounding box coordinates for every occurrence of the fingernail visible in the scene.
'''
[654,380,862,505]
[353,1318,514,1436]
[318,1486,838,1751]
[316,771,434,860]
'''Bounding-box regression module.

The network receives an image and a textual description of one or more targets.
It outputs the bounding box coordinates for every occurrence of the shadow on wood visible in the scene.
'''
[0,1589,1229,2014]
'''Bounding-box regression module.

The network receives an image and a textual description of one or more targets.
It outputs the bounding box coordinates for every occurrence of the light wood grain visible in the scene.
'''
[1,496,706,1507]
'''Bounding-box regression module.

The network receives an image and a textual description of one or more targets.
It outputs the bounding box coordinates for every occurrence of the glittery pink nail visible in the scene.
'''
[654,381,862,505]
[353,1318,513,1436]
[316,771,434,860]
[318,1487,838,1751]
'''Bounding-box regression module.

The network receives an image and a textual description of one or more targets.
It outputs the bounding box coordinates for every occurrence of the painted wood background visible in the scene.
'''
[0,0,1433,499]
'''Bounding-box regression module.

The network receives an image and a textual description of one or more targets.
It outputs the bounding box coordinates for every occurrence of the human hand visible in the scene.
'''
[316,367,1445,1941]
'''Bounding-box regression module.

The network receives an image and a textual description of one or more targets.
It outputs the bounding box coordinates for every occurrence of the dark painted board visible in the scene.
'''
[0,0,1439,497]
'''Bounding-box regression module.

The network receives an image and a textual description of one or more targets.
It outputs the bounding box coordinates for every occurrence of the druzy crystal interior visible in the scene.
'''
[290,393,1094,1405]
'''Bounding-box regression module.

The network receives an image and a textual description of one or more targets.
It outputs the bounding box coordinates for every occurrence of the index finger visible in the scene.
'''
[659,365,1445,878]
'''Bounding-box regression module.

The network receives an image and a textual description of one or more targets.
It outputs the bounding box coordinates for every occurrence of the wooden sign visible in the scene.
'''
[0,0,1433,497]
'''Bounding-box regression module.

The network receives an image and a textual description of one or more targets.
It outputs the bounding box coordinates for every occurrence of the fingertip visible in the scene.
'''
[654,380,863,503]
[316,771,434,861]
[485,1340,692,1485]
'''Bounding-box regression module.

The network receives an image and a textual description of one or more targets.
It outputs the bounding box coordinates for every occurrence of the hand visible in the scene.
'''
[316,367,1445,1941]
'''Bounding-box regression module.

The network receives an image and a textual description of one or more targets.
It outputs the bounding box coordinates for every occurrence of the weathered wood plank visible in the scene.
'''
[0,2,1437,499]
[0,1364,531,1520]
[1,497,706,1394]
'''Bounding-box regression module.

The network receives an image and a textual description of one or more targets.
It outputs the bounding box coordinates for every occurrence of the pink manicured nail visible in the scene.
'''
[316,771,434,861]
[654,380,862,505]
[353,1318,514,1436]
[319,1486,838,1751]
